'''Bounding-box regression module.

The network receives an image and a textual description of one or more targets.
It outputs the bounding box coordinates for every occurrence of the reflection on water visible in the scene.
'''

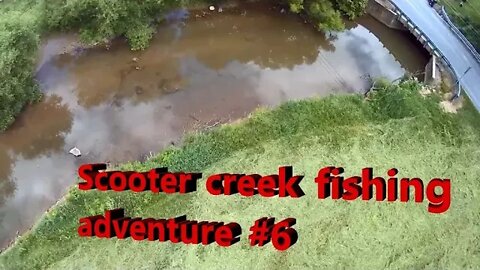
[0,3,429,248]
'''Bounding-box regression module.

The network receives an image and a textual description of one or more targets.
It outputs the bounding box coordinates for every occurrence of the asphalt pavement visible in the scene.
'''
[391,0,480,111]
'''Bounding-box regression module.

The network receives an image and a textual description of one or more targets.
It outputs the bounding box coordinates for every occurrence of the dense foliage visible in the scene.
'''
[0,9,41,131]
[336,0,368,19]
[41,0,181,50]
[286,0,368,31]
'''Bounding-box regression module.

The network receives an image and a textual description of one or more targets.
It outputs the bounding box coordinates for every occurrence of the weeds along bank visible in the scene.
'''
[0,0,368,132]
[0,79,479,269]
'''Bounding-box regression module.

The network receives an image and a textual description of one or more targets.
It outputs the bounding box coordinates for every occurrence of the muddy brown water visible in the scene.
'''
[0,5,429,248]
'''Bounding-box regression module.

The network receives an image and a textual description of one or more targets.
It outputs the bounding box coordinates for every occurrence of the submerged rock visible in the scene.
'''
[69,147,81,157]
[135,86,144,95]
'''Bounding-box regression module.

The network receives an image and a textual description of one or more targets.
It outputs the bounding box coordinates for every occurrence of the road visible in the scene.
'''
[390,0,480,111]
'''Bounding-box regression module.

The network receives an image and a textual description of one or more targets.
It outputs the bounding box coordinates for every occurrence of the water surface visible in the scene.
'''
[0,4,429,248]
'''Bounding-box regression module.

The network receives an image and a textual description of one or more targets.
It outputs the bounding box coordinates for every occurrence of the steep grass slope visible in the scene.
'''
[0,80,479,269]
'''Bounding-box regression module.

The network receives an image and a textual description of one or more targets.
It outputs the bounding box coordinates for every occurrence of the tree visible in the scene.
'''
[334,0,368,19]
[288,0,305,13]
[41,0,169,50]
[286,0,345,32]
[0,12,41,131]
[306,0,345,31]
[285,0,369,31]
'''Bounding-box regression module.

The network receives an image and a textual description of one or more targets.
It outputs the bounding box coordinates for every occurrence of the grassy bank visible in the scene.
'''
[1,79,479,269]
[438,0,480,52]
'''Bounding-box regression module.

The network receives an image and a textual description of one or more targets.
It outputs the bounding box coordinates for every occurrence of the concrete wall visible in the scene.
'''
[366,0,406,31]
[365,0,441,85]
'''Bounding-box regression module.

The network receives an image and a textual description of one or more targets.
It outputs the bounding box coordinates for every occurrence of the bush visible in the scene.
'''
[40,0,172,49]
[286,0,368,32]
[367,79,431,120]
[334,0,368,19]
[307,0,345,31]
[0,12,41,131]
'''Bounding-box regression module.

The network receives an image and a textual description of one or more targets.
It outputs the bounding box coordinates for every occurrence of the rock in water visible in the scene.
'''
[69,147,81,157]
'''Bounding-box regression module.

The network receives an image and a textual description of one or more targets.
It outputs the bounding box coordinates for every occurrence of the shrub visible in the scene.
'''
[334,0,368,19]
[41,0,175,49]
[285,0,368,32]
[0,12,41,131]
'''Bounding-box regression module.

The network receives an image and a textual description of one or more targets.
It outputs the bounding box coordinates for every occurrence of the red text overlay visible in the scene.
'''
[78,209,296,250]
[76,165,452,251]
[78,164,451,213]
[78,164,202,193]
[315,167,451,213]
[206,166,304,198]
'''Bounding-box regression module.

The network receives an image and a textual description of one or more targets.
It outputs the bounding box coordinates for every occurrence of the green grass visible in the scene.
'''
[439,0,480,24]
[0,79,479,269]
[438,0,480,51]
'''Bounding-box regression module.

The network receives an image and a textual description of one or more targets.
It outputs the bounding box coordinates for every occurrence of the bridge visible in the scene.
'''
[370,0,480,111]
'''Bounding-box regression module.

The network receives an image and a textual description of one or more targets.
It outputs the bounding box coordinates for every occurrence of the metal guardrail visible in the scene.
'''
[387,1,460,82]
[438,6,480,63]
